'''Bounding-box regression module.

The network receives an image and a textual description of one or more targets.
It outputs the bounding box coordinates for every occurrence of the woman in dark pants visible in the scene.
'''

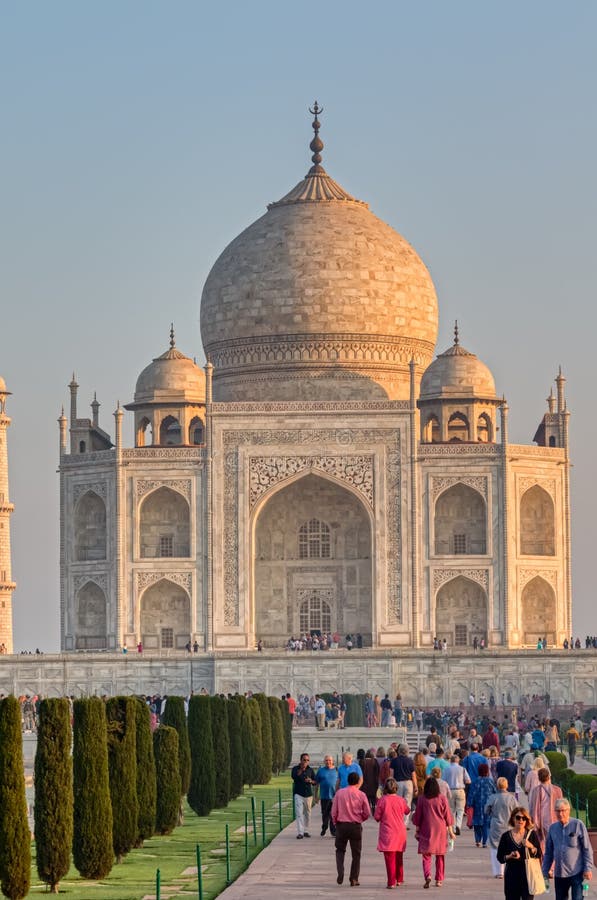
[497,807,542,900]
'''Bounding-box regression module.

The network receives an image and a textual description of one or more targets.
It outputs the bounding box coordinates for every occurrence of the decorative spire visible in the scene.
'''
[308,101,325,175]
[170,323,175,349]
[453,320,459,346]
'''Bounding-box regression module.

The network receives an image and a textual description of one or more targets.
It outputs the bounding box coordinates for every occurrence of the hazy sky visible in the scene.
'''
[2,2,596,650]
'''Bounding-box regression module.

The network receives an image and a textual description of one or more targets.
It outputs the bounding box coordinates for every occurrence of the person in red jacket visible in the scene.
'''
[482,723,500,751]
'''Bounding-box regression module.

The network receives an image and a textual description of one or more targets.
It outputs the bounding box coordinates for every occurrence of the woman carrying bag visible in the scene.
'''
[496,807,544,900]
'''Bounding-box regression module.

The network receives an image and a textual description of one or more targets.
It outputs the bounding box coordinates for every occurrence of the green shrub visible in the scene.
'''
[73,698,113,879]
[106,697,139,863]
[211,696,231,807]
[0,697,31,900]
[135,700,156,844]
[161,697,191,795]
[345,694,366,727]
[588,789,597,827]
[247,699,263,787]
[279,698,292,769]
[545,751,567,777]
[555,767,575,791]
[228,700,243,799]
[34,698,73,894]
[237,695,254,786]
[153,726,181,835]
[253,694,272,784]
[268,697,285,775]
[187,695,216,816]
[569,773,597,802]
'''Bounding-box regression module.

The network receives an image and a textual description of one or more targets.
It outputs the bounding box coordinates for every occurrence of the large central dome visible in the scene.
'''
[200,107,439,401]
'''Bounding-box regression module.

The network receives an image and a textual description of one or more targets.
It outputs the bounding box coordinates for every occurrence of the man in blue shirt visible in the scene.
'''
[315,755,338,836]
[542,798,593,900]
[336,751,363,789]
[461,743,485,783]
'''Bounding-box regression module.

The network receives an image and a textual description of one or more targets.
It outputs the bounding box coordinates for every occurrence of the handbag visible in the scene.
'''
[465,805,474,828]
[524,829,546,896]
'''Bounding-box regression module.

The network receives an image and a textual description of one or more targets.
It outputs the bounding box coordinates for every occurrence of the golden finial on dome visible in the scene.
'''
[454,320,459,345]
[170,323,175,349]
[308,101,325,175]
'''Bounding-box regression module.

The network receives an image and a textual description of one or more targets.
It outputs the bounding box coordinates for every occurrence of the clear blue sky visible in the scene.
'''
[2,1,596,650]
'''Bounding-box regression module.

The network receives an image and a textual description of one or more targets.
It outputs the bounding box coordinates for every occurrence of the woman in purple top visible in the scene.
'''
[412,777,455,888]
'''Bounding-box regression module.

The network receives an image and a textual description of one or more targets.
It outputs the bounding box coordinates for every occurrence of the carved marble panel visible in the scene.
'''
[518,476,556,500]
[519,568,557,588]
[249,455,373,508]
[431,475,488,502]
[73,573,108,593]
[135,479,192,502]
[73,481,107,502]
[136,571,192,595]
[432,568,489,593]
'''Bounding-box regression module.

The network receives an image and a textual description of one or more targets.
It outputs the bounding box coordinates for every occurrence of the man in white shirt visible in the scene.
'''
[443,755,471,835]
[315,694,326,731]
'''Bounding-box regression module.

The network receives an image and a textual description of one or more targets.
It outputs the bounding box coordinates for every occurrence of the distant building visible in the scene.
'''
[58,108,571,654]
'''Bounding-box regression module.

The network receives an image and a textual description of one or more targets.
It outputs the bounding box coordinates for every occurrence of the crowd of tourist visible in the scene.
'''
[284,633,363,651]
[291,715,595,894]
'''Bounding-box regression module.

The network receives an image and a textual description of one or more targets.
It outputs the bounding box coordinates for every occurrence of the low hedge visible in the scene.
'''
[545,751,567,777]
[555,767,575,791]
[569,773,597,802]
[588,789,597,827]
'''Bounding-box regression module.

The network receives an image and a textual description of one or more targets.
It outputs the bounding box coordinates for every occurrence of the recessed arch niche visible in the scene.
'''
[434,483,486,555]
[435,575,487,647]
[252,473,372,646]
[74,491,107,561]
[140,578,191,650]
[520,486,555,555]
[76,581,107,649]
[521,576,556,645]
[139,486,190,558]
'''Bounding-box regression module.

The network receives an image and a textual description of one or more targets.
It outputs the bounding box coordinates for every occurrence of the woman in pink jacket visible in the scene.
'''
[411,777,455,888]
[374,777,410,888]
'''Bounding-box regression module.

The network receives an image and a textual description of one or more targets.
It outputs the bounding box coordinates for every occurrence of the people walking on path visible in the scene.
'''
[485,777,518,878]
[497,807,542,900]
[566,721,581,766]
[527,767,563,854]
[467,762,496,848]
[411,775,454,888]
[315,754,337,837]
[390,744,418,824]
[331,771,371,886]
[291,752,316,839]
[374,777,410,888]
[542,797,593,900]
[336,751,363,789]
[443,754,470,835]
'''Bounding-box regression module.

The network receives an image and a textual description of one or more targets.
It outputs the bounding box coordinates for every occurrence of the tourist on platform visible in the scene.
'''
[393,694,403,727]
[486,777,518,878]
[542,798,593,900]
[374,777,410,888]
[411,775,454,888]
[381,693,393,727]
[390,744,418,822]
[528,768,563,854]
[291,752,316,839]
[443,754,471,834]
[497,807,542,899]
[374,695,382,727]
[331,772,371,886]
[467,762,496,847]
[315,754,338,837]
[365,694,375,727]
[314,694,326,731]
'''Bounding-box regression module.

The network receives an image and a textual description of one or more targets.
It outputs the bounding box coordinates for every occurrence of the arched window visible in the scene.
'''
[447,413,470,442]
[140,487,190,558]
[299,593,331,633]
[477,413,493,442]
[423,415,440,443]
[434,483,486,555]
[79,440,86,453]
[137,417,151,447]
[141,578,191,650]
[521,576,556,644]
[75,491,107,561]
[189,416,204,445]
[435,575,487,648]
[520,485,555,555]
[298,518,331,559]
[549,436,556,447]
[159,415,181,446]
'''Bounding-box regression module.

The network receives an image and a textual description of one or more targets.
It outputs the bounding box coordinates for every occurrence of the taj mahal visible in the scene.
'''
[0,107,583,704]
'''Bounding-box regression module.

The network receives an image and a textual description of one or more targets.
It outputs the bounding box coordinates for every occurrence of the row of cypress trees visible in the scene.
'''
[0,692,291,899]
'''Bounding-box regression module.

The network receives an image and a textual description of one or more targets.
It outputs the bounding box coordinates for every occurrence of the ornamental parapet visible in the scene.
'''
[418,443,500,458]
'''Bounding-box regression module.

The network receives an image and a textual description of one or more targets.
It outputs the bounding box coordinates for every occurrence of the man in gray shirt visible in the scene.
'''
[542,798,593,900]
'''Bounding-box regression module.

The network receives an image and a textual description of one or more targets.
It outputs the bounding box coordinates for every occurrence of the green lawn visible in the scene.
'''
[29,775,293,899]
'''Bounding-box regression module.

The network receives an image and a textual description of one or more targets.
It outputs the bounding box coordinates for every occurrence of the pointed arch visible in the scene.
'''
[140,486,190,558]
[76,581,107,649]
[423,414,440,443]
[435,575,487,647]
[74,490,107,561]
[521,576,556,644]
[520,485,555,555]
[434,483,486,555]
[140,578,191,650]
[477,413,493,442]
[447,412,470,442]
[189,416,204,445]
[159,415,181,446]
[137,416,151,447]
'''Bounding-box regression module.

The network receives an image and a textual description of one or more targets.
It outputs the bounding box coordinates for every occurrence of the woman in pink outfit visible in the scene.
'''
[411,776,454,888]
[374,778,410,888]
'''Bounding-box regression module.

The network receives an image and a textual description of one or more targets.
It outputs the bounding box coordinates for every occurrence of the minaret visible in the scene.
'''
[0,377,16,653]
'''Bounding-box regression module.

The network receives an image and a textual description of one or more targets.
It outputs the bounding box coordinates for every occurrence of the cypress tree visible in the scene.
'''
[34,698,73,894]
[253,694,273,784]
[73,697,113,879]
[106,697,138,863]
[211,696,231,807]
[228,699,243,799]
[153,726,181,835]
[279,697,293,769]
[0,696,31,900]
[268,697,285,775]
[236,695,253,788]
[134,699,156,845]
[161,696,191,795]
[187,694,216,816]
[247,698,263,787]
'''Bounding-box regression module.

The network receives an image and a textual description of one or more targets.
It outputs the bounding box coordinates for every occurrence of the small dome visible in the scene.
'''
[134,336,205,405]
[420,331,496,400]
